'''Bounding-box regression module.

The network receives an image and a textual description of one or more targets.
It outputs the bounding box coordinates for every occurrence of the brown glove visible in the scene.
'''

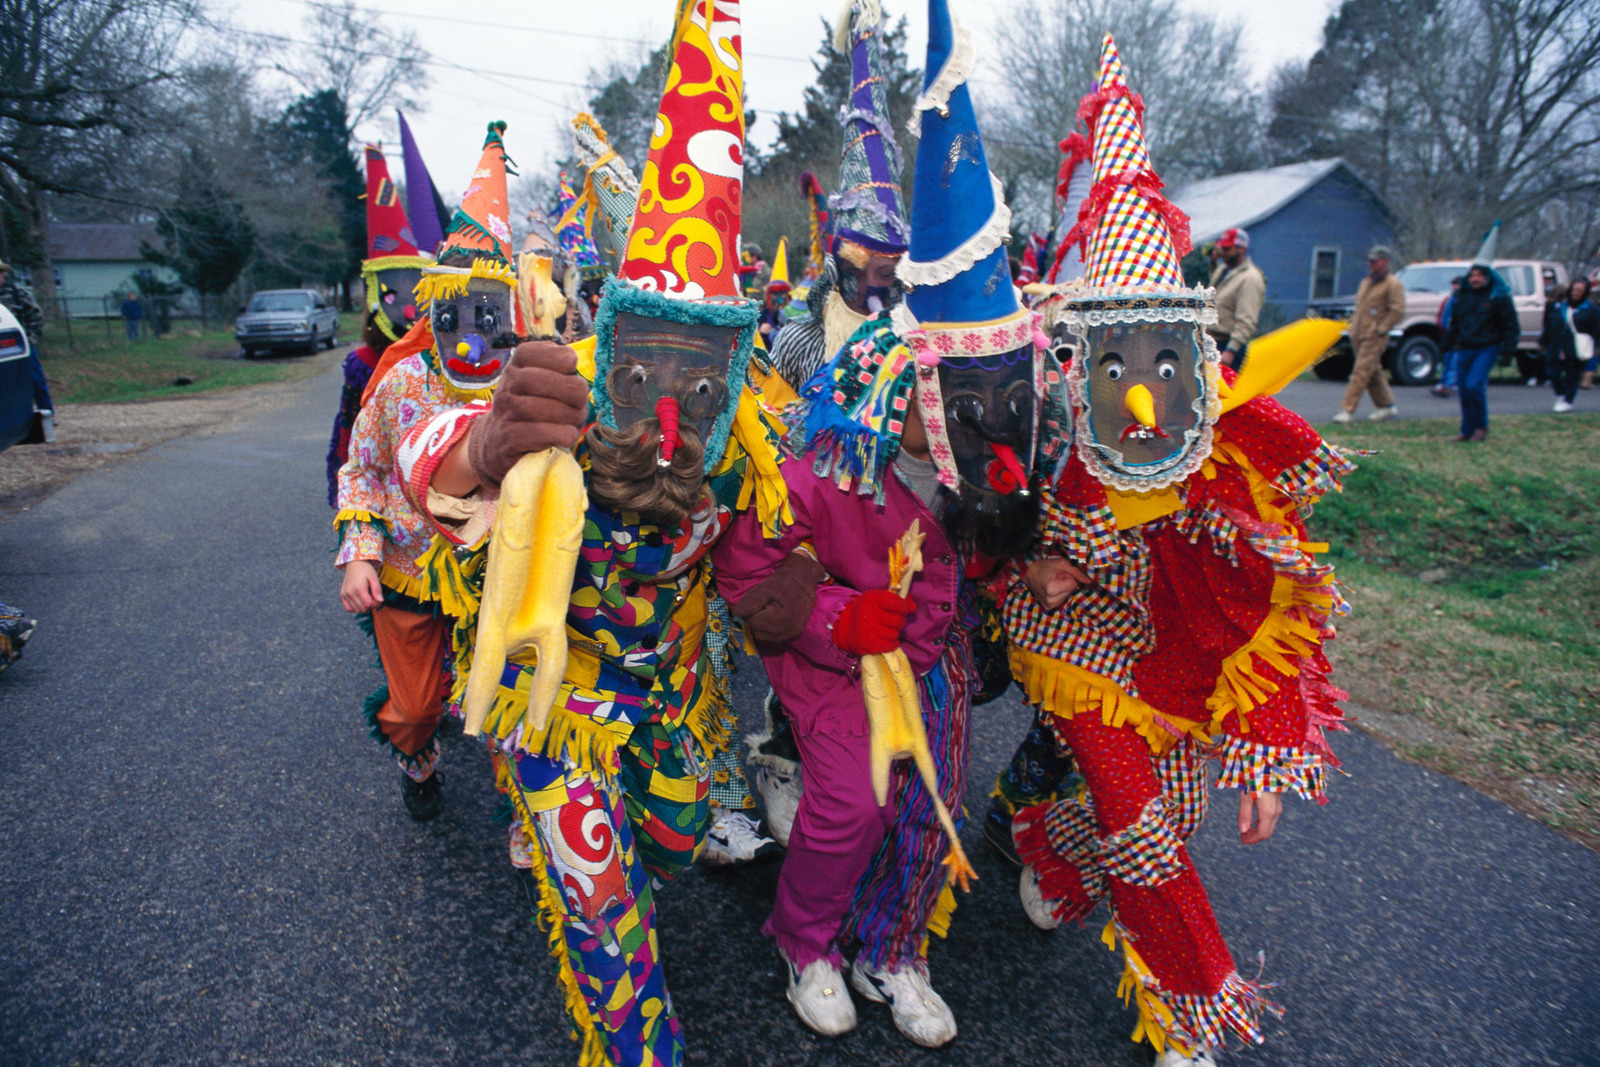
[467,340,591,488]
[731,552,827,646]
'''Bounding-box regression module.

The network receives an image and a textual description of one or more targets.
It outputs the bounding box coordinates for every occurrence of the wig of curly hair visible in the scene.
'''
[584,419,710,530]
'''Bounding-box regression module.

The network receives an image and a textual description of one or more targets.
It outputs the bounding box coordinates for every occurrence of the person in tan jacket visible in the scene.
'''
[1207,227,1266,367]
[1335,246,1407,422]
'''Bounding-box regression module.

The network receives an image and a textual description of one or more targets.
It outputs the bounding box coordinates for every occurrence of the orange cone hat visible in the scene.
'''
[438,121,515,265]
[617,0,745,300]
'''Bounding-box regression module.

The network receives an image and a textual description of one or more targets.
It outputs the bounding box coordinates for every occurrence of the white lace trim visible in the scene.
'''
[908,17,975,139]
[895,172,1012,288]
[1067,325,1223,494]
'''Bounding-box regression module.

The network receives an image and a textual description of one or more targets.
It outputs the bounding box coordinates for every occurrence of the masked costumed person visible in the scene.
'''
[769,0,911,393]
[327,144,431,506]
[395,4,792,1061]
[333,122,520,820]
[759,237,792,345]
[1004,36,1353,1067]
[714,0,1061,1045]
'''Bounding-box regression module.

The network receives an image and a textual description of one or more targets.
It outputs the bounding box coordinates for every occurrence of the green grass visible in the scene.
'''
[37,325,326,404]
[1313,414,1600,844]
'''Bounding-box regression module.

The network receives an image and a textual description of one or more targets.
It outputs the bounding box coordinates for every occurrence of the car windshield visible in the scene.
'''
[247,293,312,312]
[1396,265,1460,293]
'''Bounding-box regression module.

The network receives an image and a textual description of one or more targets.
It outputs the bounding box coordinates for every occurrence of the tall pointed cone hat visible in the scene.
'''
[552,170,605,280]
[398,110,449,256]
[1059,35,1200,307]
[1473,220,1500,263]
[831,0,909,256]
[437,121,516,266]
[616,0,746,300]
[769,236,791,291]
[895,0,1027,335]
[363,145,419,258]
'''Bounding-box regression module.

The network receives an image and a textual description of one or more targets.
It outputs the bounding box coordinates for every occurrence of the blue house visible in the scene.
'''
[1170,158,1399,330]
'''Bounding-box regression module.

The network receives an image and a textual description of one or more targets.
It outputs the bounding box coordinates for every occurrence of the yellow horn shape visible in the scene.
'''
[1124,383,1157,428]
[459,447,588,736]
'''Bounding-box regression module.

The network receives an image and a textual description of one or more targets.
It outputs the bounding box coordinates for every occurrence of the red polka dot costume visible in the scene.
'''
[1003,33,1355,1059]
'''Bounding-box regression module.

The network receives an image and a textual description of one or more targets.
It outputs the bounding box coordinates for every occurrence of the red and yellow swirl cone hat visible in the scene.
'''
[617,0,745,300]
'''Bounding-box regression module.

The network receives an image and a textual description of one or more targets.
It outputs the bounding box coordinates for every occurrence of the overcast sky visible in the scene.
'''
[225,0,1335,205]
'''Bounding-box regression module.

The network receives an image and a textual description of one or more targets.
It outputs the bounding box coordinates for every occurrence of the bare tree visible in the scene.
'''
[0,0,200,316]
[981,0,1265,233]
[1267,0,1600,260]
[275,0,430,139]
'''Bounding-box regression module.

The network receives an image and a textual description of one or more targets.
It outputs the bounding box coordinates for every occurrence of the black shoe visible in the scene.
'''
[983,805,1022,870]
[402,771,444,821]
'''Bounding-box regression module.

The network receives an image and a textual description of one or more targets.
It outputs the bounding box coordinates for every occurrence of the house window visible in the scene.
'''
[1310,247,1341,300]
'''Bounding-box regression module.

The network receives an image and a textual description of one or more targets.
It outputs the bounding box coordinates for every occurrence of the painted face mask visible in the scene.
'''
[430,275,515,394]
[933,345,1036,495]
[369,264,424,341]
[1073,320,1214,490]
[606,313,737,448]
[836,255,905,314]
[591,279,758,475]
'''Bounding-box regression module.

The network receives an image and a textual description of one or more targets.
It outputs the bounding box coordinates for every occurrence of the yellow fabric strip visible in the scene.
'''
[1009,646,1205,755]
[377,562,428,601]
[331,508,383,530]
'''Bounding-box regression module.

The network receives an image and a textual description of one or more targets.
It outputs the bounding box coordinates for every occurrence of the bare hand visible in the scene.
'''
[339,560,384,614]
[1238,791,1282,845]
[1023,558,1090,611]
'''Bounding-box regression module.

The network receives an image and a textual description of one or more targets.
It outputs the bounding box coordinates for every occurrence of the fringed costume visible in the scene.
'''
[1003,35,1353,1062]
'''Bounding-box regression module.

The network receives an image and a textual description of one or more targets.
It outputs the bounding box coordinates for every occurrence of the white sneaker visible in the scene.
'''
[1526,377,1542,387]
[784,954,856,1037]
[1367,404,1398,421]
[1019,865,1061,930]
[701,807,781,866]
[1554,398,1574,413]
[1155,1046,1218,1067]
[1331,409,1355,424]
[849,959,958,1048]
[750,762,803,848]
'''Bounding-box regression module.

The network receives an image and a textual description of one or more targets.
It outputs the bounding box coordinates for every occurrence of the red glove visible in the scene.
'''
[832,589,916,656]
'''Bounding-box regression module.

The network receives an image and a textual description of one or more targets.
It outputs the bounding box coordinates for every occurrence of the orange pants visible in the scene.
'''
[369,603,449,760]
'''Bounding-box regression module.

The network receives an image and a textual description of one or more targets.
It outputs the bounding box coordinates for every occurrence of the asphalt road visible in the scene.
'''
[1,359,1596,1066]
[1275,374,1597,424]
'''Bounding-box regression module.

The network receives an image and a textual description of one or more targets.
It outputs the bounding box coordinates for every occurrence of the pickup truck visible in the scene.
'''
[235,289,340,357]
[1308,258,1566,385]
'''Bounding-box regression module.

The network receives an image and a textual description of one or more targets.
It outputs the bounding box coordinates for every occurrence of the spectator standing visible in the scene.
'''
[1431,275,1465,398]
[1443,263,1519,441]
[1540,282,1583,412]
[119,292,143,341]
[1334,246,1406,423]
[1568,277,1597,390]
[0,259,54,434]
[1207,226,1265,368]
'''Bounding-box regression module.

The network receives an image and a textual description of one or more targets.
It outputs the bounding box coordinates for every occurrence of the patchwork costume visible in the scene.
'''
[334,124,518,790]
[1005,36,1353,1061]
[398,6,791,1063]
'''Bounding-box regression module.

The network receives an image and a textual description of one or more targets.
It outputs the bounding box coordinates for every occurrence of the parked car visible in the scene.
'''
[1308,258,1567,385]
[235,289,339,357]
[0,304,36,452]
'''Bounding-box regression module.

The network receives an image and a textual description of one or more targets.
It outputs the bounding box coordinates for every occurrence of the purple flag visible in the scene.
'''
[398,109,449,257]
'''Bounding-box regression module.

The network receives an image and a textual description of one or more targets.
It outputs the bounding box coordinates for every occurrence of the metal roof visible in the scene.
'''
[45,223,156,263]
[1170,158,1394,244]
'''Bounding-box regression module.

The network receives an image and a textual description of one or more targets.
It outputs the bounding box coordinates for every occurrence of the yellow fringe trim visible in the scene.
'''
[1201,440,1339,735]
[378,562,429,601]
[514,701,623,784]
[413,258,517,307]
[1009,646,1206,755]
[413,535,483,618]
[925,879,959,941]
[1105,919,1188,1055]
[731,387,794,537]
[503,760,618,1067]
[331,507,382,530]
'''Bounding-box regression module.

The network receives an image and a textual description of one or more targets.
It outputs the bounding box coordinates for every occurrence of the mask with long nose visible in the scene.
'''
[1075,321,1214,489]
